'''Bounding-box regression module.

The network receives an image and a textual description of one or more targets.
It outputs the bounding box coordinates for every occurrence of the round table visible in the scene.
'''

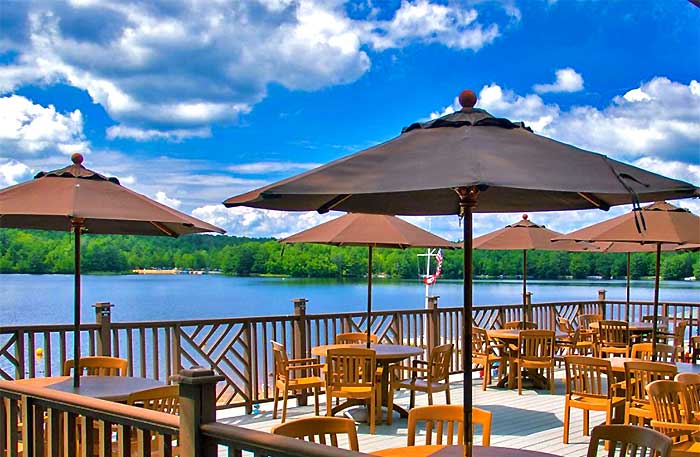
[608,357,700,374]
[312,343,424,420]
[589,321,654,332]
[371,445,559,456]
[44,376,164,402]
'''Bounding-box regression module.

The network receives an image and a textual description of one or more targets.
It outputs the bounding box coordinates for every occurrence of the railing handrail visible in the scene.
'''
[201,422,371,456]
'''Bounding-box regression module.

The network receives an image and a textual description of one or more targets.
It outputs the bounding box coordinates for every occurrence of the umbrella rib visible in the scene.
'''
[577,192,610,211]
[150,221,178,237]
[317,194,352,214]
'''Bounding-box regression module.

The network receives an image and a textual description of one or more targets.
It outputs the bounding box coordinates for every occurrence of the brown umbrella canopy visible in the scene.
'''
[282,213,458,347]
[557,201,700,351]
[0,154,225,387]
[224,90,699,454]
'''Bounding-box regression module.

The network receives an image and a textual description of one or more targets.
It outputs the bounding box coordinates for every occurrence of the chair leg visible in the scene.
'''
[387,385,394,425]
[563,402,570,444]
[549,366,555,394]
[376,386,382,425]
[272,385,279,419]
[445,387,450,404]
[409,390,415,409]
[427,391,433,405]
[326,390,333,416]
[583,410,589,436]
[517,363,523,396]
[314,387,320,416]
[281,388,289,423]
[369,391,376,435]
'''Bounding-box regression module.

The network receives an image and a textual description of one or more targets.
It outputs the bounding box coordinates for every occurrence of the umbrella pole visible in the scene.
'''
[522,249,527,326]
[626,252,631,321]
[72,219,83,388]
[651,243,661,361]
[458,186,479,457]
[367,246,373,349]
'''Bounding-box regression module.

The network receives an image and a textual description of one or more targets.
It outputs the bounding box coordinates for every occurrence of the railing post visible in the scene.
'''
[427,296,440,353]
[93,302,114,357]
[177,366,224,457]
[598,289,607,319]
[293,298,309,407]
[525,292,533,323]
[15,330,25,379]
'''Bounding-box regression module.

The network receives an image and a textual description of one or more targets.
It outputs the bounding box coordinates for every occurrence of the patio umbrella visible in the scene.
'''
[224,90,698,455]
[557,201,700,353]
[0,153,225,386]
[473,214,599,325]
[281,213,458,347]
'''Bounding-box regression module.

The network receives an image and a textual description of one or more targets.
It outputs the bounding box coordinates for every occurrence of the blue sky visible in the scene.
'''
[1,0,699,240]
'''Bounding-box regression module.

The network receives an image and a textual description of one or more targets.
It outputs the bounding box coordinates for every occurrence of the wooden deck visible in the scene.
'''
[217,368,606,456]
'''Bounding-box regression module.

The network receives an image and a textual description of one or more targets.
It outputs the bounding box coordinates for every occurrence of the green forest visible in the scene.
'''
[0,229,698,280]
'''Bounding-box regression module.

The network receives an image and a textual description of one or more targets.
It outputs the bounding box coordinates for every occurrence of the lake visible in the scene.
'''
[1,274,699,326]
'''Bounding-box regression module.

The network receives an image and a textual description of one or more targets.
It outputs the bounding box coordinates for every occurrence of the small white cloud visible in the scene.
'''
[533,68,584,94]
[154,191,182,209]
[0,160,32,187]
[0,95,89,157]
[106,125,211,142]
[227,161,321,174]
[478,83,560,131]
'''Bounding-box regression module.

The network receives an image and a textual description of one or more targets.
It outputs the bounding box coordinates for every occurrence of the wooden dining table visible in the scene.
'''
[588,321,655,333]
[370,444,559,457]
[311,343,424,420]
[608,358,700,375]
[7,375,164,402]
[486,329,567,389]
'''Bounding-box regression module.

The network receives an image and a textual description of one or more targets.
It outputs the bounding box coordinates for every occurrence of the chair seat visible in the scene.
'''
[516,359,552,369]
[287,376,325,388]
[331,385,375,399]
[672,439,700,456]
[395,378,447,391]
[628,403,653,420]
[569,395,625,411]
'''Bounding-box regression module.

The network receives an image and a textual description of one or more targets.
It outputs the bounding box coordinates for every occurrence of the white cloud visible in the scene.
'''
[0,0,509,138]
[0,95,89,157]
[478,84,559,131]
[154,191,182,209]
[0,160,32,187]
[533,68,584,94]
[228,161,321,174]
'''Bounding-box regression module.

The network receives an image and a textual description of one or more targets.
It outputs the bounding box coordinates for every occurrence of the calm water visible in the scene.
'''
[1,274,699,326]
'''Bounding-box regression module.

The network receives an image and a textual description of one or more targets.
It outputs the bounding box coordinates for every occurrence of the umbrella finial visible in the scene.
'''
[522,214,528,220]
[71,153,84,165]
[459,90,477,109]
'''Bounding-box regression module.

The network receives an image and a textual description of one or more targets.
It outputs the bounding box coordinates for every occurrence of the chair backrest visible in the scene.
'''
[630,343,676,363]
[504,321,537,330]
[518,330,555,361]
[426,344,453,381]
[407,405,492,446]
[127,385,180,415]
[586,424,671,457]
[271,416,359,451]
[673,320,687,347]
[335,332,378,345]
[326,348,376,390]
[674,372,700,418]
[565,355,614,400]
[598,320,629,347]
[472,327,491,358]
[642,315,670,330]
[270,340,289,381]
[647,380,691,440]
[62,356,128,376]
[556,316,575,335]
[624,361,677,408]
[578,313,602,328]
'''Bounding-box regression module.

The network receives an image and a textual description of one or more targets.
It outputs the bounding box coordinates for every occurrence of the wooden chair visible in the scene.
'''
[556,316,594,359]
[335,332,378,344]
[578,313,601,350]
[63,356,128,376]
[504,321,537,330]
[127,385,180,455]
[675,372,700,424]
[513,330,555,395]
[630,343,676,363]
[690,336,700,364]
[326,347,379,434]
[598,320,630,358]
[623,361,677,426]
[471,327,506,391]
[563,355,625,444]
[406,404,492,447]
[670,320,687,362]
[647,380,700,455]
[270,416,359,451]
[388,344,453,424]
[586,424,671,457]
[270,340,325,423]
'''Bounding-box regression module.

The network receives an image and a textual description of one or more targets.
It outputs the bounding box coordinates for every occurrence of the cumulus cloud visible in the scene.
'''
[0,95,88,157]
[228,161,321,174]
[154,191,182,209]
[0,160,32,187]
[533,68,584,94]
[0,0,509,139]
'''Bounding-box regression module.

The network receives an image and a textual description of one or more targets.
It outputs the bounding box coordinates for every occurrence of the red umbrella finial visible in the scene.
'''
[459,90,477,109]
[522,214,528,220]
[71,153,84,165]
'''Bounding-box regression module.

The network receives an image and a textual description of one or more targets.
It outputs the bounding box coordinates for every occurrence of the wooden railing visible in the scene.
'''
[2,291,698,412]
[0,367,370,456]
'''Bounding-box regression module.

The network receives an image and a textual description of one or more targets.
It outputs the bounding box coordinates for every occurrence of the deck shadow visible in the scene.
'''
[477,404,563,436]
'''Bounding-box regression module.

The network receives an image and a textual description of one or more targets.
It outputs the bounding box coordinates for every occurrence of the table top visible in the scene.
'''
[608,358,700,374]
[370,445,559,457]
[10,375,164,402]
[311,343,424,361]
[487,329,567,340]
[589,321,655,332]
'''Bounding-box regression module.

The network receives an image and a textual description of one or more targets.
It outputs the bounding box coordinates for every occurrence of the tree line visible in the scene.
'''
[0,229,698,280]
